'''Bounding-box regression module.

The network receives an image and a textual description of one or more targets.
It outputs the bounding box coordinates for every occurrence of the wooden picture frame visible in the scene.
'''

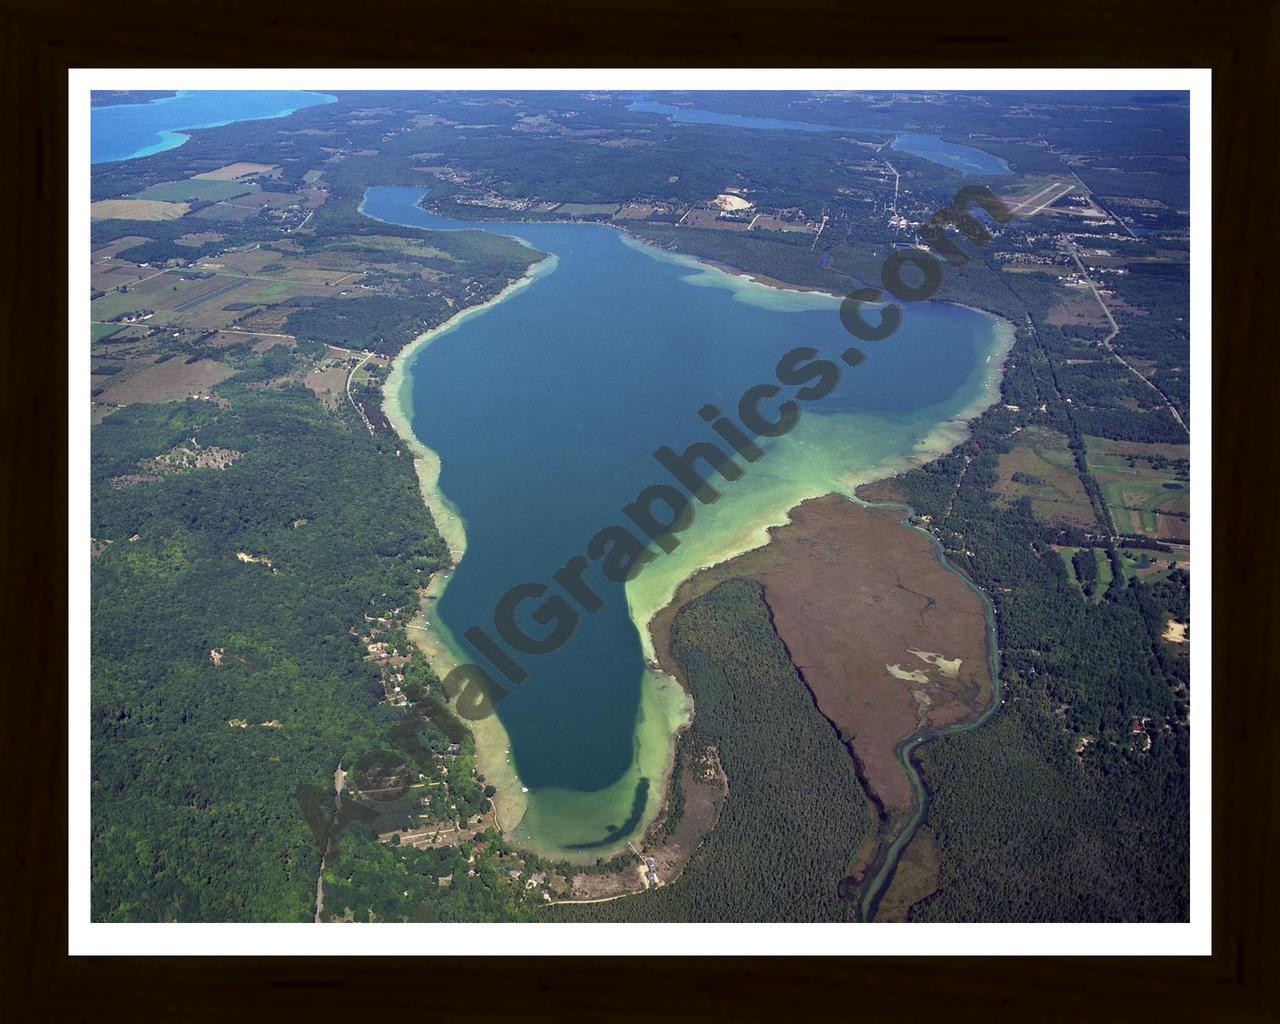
[5,0,1274,1017]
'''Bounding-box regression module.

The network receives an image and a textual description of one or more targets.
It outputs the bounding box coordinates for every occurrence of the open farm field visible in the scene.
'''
[1085,435,1189,539]
[91,322,125,344]
[93,356,234,407]
[91,235,151,260]
[133,179,258,203]
[1116,546,1189,584]
[190,204,259,222]
[91,260,160,292]
[223,191,296,210]
[994,426,1096,528]
[1046,291,1109,329]
[91,199,188,221]
[193,162,279,180]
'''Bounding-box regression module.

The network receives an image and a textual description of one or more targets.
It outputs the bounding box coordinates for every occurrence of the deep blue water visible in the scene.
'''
[360,185,1003,849]
[91,90,336,164]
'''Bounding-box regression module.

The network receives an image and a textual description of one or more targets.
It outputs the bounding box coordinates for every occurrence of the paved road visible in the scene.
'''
[346,349,376,432]
[1066,244,1189,435]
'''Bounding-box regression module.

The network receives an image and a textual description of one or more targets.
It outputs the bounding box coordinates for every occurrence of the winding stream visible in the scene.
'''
[854,499,1003,922]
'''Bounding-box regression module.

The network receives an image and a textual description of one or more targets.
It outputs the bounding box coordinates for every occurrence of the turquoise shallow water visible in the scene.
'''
[91,90,335,164]
[361,185,1007,853]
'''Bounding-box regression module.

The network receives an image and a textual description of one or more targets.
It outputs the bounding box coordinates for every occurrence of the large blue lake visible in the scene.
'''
[361,185,1010,857]
[91,90,335,164]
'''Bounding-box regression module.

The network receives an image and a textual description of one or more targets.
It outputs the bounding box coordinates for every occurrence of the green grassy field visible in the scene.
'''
[1115,546,1188,585]
[133,179,259,203]
[91,322,125,343]
[91,272,246,327]
[995,426,1096,528]
[225,279,300,305]
[553,202,621,216]
[1054,545,1112,601]
[1084,435,1189,539]
[318,235,453,261]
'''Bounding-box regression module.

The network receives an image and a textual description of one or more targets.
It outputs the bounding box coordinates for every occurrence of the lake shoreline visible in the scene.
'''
[91,90,337,165]
[383,252,558,844]
[637,309,1016,689]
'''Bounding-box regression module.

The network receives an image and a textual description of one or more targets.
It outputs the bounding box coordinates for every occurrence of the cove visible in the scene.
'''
[362,185,1013,861]
[91,90,336,164]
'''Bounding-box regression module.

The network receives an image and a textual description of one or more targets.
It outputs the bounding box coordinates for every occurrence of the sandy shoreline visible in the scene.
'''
[383,251,557,840]
[628,305,1017,669]
[380,216,1016,864]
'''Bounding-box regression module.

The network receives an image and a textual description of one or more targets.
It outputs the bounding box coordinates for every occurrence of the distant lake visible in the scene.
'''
[891,132,1012,176]
[627,97,851,133]
[361,185,1011,859]
[627,98,1010,176]
[91,90,336,164]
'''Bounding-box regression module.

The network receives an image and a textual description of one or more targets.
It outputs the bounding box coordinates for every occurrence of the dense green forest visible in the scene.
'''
[309,698,542,922]
[90,379,450,920]
[317,827,538,923]
[557,579,873,922]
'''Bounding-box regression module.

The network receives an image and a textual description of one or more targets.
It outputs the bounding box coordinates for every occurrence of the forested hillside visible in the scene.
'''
[91,383,447,920]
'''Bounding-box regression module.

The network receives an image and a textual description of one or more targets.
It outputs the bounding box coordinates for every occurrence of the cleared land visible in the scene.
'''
[91,235,151,260]
[1046,292,1109,329]
[650,494,993,820]
[994,425,1097,528]
[552,202,620,217]
[91,199,189,221]
[94,356,234,407]
[90,251,353,334]
[304,348,355,410]
[1116,546,1188,584]
[193,162,278,180]
[191,204,258,222]
[133,179,258,203]
[1085,435,1189,539]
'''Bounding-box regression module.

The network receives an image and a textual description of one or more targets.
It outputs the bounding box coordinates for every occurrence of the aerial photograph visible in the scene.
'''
[85,83,1195,927]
